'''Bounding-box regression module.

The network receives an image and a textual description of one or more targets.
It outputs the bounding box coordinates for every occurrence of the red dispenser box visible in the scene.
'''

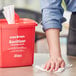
[0,18,37,67]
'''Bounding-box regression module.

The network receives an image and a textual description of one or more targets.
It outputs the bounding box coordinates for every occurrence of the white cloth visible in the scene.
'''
[35,64,72,73]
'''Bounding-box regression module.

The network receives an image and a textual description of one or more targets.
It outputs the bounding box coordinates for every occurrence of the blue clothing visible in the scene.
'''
[40,0,76,31]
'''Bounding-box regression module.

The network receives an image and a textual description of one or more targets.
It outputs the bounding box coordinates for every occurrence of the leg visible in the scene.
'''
[67,12,76,56]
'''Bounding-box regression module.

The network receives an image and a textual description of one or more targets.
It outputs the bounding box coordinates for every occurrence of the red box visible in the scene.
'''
[0,18,37,67]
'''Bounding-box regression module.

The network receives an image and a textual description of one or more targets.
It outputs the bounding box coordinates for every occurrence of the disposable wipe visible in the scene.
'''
[35,64,72,73]
[3,5,15,24]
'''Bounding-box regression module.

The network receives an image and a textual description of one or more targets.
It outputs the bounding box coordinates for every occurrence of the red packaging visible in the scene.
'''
[0,18,37,67]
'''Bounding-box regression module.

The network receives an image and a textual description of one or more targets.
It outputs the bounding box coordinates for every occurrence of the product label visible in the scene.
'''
[8,35,26,54]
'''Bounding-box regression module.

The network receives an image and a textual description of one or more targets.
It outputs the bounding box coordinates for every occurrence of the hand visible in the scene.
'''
[43,56,65,72]
[44,29,65,72]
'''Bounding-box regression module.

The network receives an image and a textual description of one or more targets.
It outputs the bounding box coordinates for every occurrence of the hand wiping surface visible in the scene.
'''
[35,64,72,73]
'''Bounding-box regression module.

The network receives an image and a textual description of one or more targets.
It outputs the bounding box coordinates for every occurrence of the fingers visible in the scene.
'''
[44,63,47,69]
[49,62,55,72]
[60,61,65,68]
[44,62,51,70]
[44,59,65,72]
[46,63,51,70]
[55,60,65,71]
[44,62,59,72]
[55,63,59,71]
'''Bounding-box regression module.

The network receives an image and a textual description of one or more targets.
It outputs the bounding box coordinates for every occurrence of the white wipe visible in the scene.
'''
[3,5,15,24]
[35,64,72,73]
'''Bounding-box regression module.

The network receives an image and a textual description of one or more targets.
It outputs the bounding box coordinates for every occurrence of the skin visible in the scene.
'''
[44,28,65,71]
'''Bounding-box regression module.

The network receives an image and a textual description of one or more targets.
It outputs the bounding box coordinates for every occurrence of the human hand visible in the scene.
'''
[43,56,65,72]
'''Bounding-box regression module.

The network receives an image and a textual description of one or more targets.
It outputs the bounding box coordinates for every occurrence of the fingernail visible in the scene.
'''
[55,68,57,71]
[50,69,52,72]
